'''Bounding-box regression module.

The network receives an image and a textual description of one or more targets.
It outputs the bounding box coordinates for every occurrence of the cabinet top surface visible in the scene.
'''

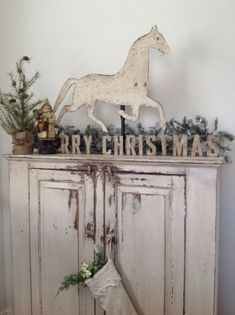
[5,154,224,167]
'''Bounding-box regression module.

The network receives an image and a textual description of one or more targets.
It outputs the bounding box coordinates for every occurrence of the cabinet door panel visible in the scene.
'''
[106,173,185,315]
[29,169,95,315]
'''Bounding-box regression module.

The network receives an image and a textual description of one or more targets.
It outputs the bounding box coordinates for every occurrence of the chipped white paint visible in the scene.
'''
[111,173,185,315]
[6,155,222,315]
[29,170,83,315]
[54,26,170,132]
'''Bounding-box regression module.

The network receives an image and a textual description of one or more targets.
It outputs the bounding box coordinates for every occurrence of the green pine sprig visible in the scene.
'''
[56,247,107,297]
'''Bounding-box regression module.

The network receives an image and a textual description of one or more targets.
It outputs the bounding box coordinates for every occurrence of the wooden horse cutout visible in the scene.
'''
[54,26,170,132]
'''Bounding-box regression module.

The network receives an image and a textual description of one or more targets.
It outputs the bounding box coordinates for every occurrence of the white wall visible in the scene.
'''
[0,0,235,314]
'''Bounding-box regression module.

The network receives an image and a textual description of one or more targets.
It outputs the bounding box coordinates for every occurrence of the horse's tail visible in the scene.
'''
[53,78,78,112]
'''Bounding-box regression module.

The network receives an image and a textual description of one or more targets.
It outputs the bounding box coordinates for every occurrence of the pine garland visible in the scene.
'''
[57,116,234,161]
[0,56,42,134]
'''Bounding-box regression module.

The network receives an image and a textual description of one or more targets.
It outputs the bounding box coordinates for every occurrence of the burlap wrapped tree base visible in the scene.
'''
[12,131,34,155]
[85,259,138,315]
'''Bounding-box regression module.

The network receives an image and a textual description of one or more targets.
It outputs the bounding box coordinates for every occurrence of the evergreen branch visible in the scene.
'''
[0,98,24,126]
[4,93,21,100]
[26,72,40,89]
[25,100,43,113]
[217,131,235,141]
[0,94,22,117]
[57,273,84,295]
[16,61,26,91]
[0,107,16,129]
[9,72,19,93]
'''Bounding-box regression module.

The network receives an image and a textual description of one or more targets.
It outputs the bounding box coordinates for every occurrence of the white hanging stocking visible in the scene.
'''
[85,259,138,315]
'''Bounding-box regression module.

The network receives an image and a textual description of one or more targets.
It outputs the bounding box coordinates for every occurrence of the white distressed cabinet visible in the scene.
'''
[7,155,223,315]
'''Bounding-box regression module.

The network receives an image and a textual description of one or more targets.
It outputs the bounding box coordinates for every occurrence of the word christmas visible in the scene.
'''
[60,134,220,157]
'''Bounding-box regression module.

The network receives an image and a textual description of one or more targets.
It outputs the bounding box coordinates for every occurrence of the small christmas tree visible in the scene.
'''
[0,56,42,134]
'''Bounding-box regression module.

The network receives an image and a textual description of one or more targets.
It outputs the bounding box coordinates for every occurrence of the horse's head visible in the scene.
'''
[148,25,170,55]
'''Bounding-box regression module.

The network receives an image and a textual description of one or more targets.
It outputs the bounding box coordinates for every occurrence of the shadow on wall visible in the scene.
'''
[149,34,211,120]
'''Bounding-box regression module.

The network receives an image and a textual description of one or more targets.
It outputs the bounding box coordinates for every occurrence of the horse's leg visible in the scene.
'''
[55,98,84,123]
[118,106,140,121]
[87,103,108,133]
[55,105,71,123]
[118,109,133,120]
[143,97,166,128]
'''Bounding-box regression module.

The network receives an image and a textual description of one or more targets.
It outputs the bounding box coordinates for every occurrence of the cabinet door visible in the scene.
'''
[105,172,185,315]
[29,169,97,315]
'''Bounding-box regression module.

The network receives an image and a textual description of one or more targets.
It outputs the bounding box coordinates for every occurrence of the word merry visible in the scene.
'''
[60,134,220,157]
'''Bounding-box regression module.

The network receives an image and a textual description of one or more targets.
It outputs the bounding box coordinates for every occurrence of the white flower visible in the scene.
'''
[81,263,89,271]
[81,262,92,279]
